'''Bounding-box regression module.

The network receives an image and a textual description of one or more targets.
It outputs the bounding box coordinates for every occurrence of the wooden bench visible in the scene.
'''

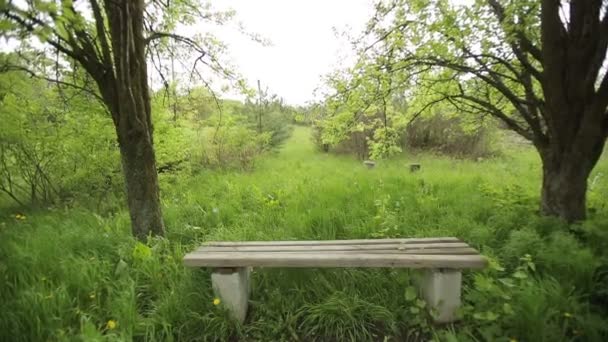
[183,237,487,324]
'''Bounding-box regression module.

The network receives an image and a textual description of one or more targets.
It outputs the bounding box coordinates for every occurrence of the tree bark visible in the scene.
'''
[540,156,589,222]
[118,129,165,239]
[103,0,165,239]
[536,0,608,222]
[538,132,605,222]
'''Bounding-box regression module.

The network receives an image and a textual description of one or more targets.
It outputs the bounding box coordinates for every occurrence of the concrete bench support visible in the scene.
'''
[211,267,250,323]
[420,269,462,323]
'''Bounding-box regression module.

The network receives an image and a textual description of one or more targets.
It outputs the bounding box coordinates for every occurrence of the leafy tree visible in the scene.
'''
[1,0,237,238]
[316,51,413,159]
[354,0,608,221]
[0,60,120,208]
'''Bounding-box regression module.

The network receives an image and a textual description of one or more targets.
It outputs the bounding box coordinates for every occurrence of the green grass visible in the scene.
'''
[1,126,607,341]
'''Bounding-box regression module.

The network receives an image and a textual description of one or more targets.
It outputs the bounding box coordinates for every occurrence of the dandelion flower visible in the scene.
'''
[106,320,117,330]
[564,312,573,318]
[213,298,221,306]
[509,339,517,342]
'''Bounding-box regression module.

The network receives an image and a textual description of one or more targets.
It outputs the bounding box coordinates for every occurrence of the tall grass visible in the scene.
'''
[1,127,607,341]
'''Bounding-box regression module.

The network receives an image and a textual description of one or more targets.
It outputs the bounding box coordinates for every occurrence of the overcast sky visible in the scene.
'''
[0,1,372,105]
[211,0,373,105]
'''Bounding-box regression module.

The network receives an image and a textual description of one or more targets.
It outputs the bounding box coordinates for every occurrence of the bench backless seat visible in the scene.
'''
[184,237,487,323]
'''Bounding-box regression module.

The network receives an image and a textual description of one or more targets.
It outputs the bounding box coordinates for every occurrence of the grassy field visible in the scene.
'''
[1,126,607,341]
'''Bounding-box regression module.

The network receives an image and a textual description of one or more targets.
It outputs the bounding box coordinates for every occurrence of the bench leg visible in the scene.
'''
[211,267,251,323]
[420,269,461,324]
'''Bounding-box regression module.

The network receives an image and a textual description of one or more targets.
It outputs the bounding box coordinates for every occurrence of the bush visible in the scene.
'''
[0,71,121,209]
[404,114,497,158]
[196,125,271,171]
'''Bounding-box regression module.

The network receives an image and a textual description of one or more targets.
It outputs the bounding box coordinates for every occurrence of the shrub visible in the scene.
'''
[0,71,120,209]
[403,114,497,158]
[196,125,271,171]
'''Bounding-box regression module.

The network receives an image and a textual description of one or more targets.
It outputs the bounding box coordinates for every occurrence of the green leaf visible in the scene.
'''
[132,242,152,260]
[0,19,16,31]
[512,270,527,279]
[485,311,499,321]
[405,286,417,301]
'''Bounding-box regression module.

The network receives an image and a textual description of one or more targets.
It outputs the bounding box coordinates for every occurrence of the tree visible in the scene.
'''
[317,44,425,159]
[0,58,121,208]
[0,0,237,238]
[354,0,608,222]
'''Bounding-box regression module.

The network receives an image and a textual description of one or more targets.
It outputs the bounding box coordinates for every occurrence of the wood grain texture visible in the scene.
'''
[184,252,487,269]
[202,237,459,247]
[194,243,472,253]
[193,247,478,255]
[184,237,487,269]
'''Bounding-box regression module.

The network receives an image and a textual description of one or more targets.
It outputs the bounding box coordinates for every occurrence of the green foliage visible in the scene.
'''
[314,66,410,159]
[0,72,295,210]
[454,255,606,341]
[1,127,607,340]
[368,126,403,160]
[298,292,396,341]
[405,113,498,158]
[197,124,271,171]
[0,68,120,209]
[162,85,296,171]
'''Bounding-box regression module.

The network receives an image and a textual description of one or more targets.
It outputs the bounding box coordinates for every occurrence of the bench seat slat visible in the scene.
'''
[192,247,478,255]
[195,242,472,253]
[183,252,487,269]
[203,237,459,247]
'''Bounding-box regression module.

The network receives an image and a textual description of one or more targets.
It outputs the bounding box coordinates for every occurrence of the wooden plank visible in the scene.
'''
[183,252,488,269]
[194,242,471,253]
[203,237,460,247]
[343,248,478,255]
[194,247,478,255]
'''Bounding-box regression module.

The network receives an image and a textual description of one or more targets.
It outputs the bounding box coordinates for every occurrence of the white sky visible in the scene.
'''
[1,0,373,106]
[211,0,373,105]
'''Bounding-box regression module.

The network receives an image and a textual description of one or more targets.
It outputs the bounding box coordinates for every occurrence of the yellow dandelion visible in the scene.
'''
[106,320,117,330]
[564,312,573,318]
[15,214,21,219]
[19,215,26,220]
[509,339,517,342]
[213,298,221,306]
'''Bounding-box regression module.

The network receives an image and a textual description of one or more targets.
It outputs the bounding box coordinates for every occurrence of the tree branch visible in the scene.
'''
[487,0,543,63]
[0,63,105,104]
[89,0,114,67]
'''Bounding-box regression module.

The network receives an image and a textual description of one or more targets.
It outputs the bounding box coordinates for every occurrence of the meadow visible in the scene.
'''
[1,126,607,341]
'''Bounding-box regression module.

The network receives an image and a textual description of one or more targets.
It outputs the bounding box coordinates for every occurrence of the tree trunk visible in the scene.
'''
[538,132,605,222]
[118,129,165,239]
[102,0,165,239]
[540,157,589,222]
